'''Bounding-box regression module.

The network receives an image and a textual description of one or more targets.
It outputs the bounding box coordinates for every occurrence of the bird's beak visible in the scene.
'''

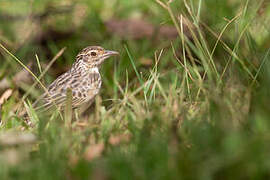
[103,50,119,58]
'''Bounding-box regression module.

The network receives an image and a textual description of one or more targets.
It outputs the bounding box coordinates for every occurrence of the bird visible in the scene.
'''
[33,46,119,112]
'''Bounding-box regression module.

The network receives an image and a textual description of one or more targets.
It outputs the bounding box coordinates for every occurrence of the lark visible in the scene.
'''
[34,46,119,111]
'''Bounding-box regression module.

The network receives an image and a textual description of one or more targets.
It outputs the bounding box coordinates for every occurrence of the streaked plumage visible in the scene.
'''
[34,46,119,111]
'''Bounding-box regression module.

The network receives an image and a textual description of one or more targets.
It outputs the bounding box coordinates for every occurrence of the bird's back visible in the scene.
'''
[35,68,101,111]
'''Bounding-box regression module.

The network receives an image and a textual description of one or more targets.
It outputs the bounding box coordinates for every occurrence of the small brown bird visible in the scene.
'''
[34,46,119,111]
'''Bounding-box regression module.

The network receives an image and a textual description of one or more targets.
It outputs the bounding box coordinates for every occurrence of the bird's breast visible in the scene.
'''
[81,71,102,99]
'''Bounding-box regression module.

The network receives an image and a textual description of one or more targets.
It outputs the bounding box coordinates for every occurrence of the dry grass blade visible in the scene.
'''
[210,12,242,57]
[0,43,47,94]
[0,89,13,106]
[0,89,13,124]
[155,0,168,10]
[22,47,66,103]
[201,22,257,82]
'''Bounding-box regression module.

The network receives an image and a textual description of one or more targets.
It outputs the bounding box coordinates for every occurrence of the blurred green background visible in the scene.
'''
[0,0,270,179]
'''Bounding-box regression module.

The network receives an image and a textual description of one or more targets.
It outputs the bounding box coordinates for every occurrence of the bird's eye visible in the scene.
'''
[90,52,97,56]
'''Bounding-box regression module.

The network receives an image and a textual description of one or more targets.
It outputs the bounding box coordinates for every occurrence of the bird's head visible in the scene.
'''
[76,46,119,68]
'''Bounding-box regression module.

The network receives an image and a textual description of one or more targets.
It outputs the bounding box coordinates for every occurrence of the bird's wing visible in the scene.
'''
[34,72,101,111]
[33,72,72,111]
